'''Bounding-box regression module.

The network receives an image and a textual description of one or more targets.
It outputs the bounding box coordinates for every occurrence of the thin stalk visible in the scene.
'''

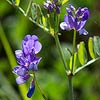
[34,73,48,100]
[68,30,76,100]
[6,0,12,4]
[71,30,77,72]
[72,29,76,54]
[68,77,74,100]
[54,15,69,73]
[25,0,33,16]
[54,33,69,72]
[0,23,32,100]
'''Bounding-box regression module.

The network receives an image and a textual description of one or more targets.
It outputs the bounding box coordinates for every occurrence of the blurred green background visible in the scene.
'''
[0,0,100,100]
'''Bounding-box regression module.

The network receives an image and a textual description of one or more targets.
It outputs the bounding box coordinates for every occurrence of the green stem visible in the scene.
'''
[71,30,77,72]
[54,15,69,72]
[68,77,74,100]
[54,33,69,72]
[72,30,76,54]
[34,73,48,100]
[67,30,76,100]
[0,23,32,100]
[25,0,33,16]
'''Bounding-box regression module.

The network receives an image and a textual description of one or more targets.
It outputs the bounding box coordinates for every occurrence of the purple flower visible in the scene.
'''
[13,35,42,98]
[44,0,60,14]
[60,4,90,35]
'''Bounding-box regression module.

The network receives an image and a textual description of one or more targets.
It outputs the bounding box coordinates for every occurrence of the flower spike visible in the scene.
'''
[13,35,42,97]
[60,4,90,35]
[44,0,60,14]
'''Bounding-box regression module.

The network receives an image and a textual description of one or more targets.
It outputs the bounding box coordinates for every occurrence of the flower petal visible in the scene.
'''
[76,7,82,16]
[60,22,71,30]
[66,8,72,16]
[81,7,88,12]
[32,35,38,41]
[15,51,28,66]
[64,15,68,23]
[79,21,86,31]
[27,80,35,98]
[22,35,34,55]
[13,66,21,75]
[34,57,42,65]
[17,67,27,76]
[81,9,90,21]
[79,28,88,35]
[34,41,42,54]
[44,2,49,9]
[44,1,52,9]
[48,5,54,13]
[16,76,26,84]
[29,56,41,66]
[56,6,60,14]
[22,42,29,56]
[23,74,30,80]
[22,35,42,55]
[29,63,38,71]
[15,50,23,58]
[74,17,81,31]
[24,35,32,41]
[68,15,74,29]
[69,4,76,11]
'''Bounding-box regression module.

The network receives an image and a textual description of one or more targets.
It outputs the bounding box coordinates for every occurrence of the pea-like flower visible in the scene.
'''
[13,35,42,98]
[44,0,60,14]
[60,4,90,35]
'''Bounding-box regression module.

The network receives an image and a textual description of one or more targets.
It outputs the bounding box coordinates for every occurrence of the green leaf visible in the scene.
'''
[73,52,81,72]
[74,57,100,75]
[93,36,100,56]
[36,5,43,24]
[31,3,42,24]
[78,42,87,65]
[69,56,73,70]
[88,37,96,59]
[69,52,81,72]
[65,48,72,66]
[50,26,54,36]
[16,0,20,6]
[73,53,77,70]
[31,3,37,20]
[61,0,68,5]
[42,16,47,28]
[12,0,20,6]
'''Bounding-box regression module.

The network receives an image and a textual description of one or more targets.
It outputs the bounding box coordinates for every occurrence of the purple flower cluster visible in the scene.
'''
[44,0,60,14]
[60,4,90,35]
[13,35,42,98]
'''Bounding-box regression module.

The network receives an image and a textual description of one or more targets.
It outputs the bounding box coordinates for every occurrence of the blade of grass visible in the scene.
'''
[0,23,32,100]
